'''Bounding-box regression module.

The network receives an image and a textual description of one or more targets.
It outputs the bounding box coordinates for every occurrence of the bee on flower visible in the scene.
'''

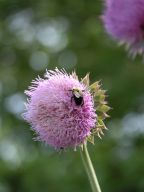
[23,68,109,150]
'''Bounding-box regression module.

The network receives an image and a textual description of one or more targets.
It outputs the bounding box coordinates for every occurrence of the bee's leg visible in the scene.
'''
[81,99,84,106]
[71,96,74,103]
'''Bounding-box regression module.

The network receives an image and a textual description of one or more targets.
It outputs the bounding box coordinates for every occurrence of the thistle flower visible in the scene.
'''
[102,0,144,57]
[23,68,109,149]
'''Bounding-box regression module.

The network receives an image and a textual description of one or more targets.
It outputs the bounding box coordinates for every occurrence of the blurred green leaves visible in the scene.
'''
[0,0,144,192]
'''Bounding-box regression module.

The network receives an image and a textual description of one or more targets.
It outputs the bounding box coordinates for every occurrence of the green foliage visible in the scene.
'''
[0,0,144,192]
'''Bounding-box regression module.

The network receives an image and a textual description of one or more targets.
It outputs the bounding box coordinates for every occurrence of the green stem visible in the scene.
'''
[80,142,101,192]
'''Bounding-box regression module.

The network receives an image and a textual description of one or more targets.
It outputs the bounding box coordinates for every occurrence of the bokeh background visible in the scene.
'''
[0,0,144,192]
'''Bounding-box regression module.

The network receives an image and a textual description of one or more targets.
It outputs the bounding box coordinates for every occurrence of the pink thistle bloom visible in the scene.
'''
[23,69,97,149]
[102,0,144,57]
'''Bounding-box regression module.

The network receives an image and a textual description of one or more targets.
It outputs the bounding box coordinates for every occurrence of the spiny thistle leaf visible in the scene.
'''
[97,119,107,129]
[89,81,101,95]
[81,73,90,87]
[98,112,110,120]
[87,79,110,140]
[87,134,95,144]
[97,104,110,113]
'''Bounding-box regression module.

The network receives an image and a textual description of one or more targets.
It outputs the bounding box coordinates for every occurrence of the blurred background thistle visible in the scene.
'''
[0,0,144,192]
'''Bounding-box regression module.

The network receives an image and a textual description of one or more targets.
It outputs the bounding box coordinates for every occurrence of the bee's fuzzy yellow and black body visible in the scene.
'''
[71,88,84,106]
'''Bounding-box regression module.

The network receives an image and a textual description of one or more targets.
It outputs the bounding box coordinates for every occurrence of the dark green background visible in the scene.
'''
[0,0,144,192]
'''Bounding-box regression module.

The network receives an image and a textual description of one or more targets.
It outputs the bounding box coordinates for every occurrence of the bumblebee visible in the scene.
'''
[71,88,84,106]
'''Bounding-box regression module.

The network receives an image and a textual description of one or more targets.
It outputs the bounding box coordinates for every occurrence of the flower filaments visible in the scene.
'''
[23,69,109,149]
[102,0,144,57]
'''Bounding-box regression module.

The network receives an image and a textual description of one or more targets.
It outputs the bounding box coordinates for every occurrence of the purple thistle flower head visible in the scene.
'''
[23,68,109,150]
[102,0,144,57]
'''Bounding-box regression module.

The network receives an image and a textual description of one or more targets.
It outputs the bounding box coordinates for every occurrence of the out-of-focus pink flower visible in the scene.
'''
[23,69,96,149]
[102,0,144,57]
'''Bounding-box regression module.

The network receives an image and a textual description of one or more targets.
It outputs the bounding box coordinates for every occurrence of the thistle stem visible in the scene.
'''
[80,142,101,192]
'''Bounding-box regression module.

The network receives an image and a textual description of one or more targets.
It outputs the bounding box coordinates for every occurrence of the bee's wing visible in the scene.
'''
[74,92,81,98]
